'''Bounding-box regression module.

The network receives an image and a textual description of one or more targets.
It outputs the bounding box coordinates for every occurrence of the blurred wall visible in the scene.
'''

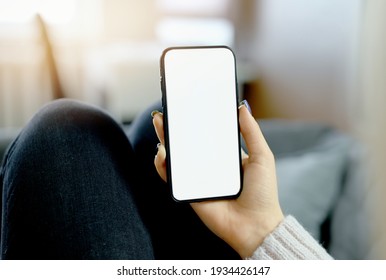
[103,0,157,41]
[242,0,363,132]
[360,0,386,259]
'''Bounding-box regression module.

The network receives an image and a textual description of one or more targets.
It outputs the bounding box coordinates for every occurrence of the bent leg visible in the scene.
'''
[0,99,153,259]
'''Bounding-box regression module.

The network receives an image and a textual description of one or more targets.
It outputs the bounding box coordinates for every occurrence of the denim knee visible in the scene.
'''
[0,99,154,259]
[1,98,131,196]
[26,99,120,141]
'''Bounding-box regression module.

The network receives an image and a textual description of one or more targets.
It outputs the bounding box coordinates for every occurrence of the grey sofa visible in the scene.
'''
[0,119,370,259]
[257,120,370,259]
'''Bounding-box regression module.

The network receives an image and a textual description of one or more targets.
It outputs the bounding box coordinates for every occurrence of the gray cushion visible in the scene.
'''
[328,144,371,259]
[259,119,332,157]
[246,120,352,243]
[276,132,351,240]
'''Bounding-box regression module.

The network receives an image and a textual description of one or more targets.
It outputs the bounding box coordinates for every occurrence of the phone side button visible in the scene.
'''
[160,76,165,106]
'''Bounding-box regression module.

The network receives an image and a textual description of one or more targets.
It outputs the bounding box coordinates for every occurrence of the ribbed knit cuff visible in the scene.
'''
[246,216,333,260]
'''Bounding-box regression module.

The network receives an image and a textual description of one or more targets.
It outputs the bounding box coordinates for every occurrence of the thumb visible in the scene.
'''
[238,101,272,159]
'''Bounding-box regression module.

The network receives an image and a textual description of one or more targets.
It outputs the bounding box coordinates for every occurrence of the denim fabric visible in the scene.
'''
[0,100,153,259]
[0,99,239,260]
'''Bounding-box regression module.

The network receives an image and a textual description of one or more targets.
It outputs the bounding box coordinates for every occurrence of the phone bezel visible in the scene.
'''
[160,45,243,203]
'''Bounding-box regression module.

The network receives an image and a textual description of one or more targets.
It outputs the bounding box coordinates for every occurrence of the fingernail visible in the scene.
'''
[151,110,160,118]
[155,143,161,156]
[239,99,252,114]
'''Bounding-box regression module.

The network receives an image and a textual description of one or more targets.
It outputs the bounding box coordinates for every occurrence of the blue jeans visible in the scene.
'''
[0,99,238,260]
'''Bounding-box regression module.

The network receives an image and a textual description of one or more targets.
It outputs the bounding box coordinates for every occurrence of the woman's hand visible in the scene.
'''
[152,103,284,258]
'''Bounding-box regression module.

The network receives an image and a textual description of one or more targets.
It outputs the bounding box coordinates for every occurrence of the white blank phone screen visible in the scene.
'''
[163,47,241,201]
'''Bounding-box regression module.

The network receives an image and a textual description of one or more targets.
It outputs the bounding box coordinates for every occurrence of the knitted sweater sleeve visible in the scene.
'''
[246,216,333,260]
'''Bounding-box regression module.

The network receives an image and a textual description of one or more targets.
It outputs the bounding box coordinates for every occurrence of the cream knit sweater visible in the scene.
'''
[247,216,333,260]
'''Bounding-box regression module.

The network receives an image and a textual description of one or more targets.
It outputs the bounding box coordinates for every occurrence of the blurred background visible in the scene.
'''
[0,0,385,259]
[0,0,363,127]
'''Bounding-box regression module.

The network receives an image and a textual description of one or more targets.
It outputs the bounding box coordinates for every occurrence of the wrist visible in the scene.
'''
[236,210,284,259]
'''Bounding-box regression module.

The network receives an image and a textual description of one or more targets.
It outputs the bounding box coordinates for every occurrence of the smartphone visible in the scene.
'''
[160,46,242,202]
